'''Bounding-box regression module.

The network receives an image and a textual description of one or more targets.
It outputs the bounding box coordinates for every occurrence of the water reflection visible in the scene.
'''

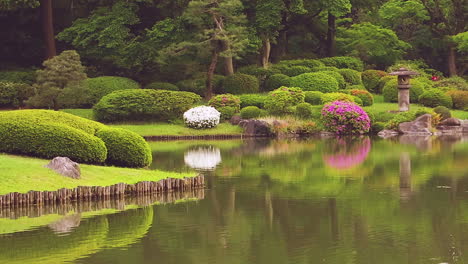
[184,146,222,171]
[323,137,371,170]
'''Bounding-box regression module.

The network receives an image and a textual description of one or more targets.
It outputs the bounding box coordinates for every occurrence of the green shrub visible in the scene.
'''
[295,102,313,119]
[319,56,364,71]
[290,72,339,93]
[96,127,152,168]
[281,66,311,77]
[433,76,468,91]
[446,90,468,110]
[362,70,387,92]
[238,65,279,78]
[376,75,396,94]
[385,111,416,130]
[86,76,140,105]
[217,106,238,120]
[264,87,305,115]
[94,89,201,122]
[208,94,241,111]
[371,122,385,133]
[311,66,340,72]
[418,89,453,108]
[264,74,291,91]
[0,82,35,108]
[352,96,363,106]
[0,119,107,164]
[240,106,263,119]
[337,69,362,85]
[0,70,36,84]
[223,73,259,94]
[433,106,451,120]
[382,79,426,103]
[278,59,324,69]
[239,94,267,108]
[145,82,178,91]
[321,92,356,104]
[347,84,366,90]
[321,70,346,89]
[176,79,205,96]
[350,89,374,106]
[304,91,324,105]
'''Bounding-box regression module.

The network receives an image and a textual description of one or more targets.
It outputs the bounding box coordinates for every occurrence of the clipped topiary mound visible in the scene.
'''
[304,91,324,105]
[0,120,107,163]
[295,102,313,119]
[217,106,237,120]
[94,89,201,122]
[264,87,305,115]
[240,106,263,119]
[362,70,387,92]
[239,94,267,108]
[264,74,291,91]
[223,73,259,94]
[382,79,425,103]
[337,69,362,85]
[321,93,356,105]
[278,59,324,69]
[321,101,370,134]
[96,127,152,168]
[183,106,220,129]
[418,89,453,108]
[319,57,364,71]
[145,82,178,91]
[290,72,339,93]
[208,94,241,111]
[321,71,346,89]
[446,90,468,110]
[281,66,311,77]
[350,89,374,106]
[86,76,140,105]
[433,106,451,120]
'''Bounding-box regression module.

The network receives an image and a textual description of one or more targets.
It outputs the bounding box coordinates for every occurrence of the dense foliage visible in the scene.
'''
[290,72,339,92]
[240,106,263,119]
[264,87,305,115]
[321,101,370,134]
[418,89,453,108]
[208,94,241,111]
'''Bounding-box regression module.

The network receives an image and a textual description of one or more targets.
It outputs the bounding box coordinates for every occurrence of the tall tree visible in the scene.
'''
[319,0,351,57]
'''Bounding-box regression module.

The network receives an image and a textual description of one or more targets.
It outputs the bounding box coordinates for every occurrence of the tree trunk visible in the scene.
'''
[261,38,271,69]
[221,41,234,76]
[326,12,336,57]
[206,46,219,100]
[448,45,458,76]
[41,0,57,60]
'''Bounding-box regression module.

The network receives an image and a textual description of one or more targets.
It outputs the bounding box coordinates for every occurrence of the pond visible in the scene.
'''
[2,136,468,264]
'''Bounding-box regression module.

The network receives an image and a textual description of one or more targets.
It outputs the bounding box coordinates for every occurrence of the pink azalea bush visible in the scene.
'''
[321,101,370,134]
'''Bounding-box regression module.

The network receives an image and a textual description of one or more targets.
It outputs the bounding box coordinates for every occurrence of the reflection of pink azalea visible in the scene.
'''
[323,138,371,170]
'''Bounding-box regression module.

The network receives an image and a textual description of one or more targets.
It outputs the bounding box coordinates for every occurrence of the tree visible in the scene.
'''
[28,50,87,110]
[319,0,351,57]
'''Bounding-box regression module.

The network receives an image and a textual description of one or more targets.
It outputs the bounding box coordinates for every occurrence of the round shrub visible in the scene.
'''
[0,119,107,163]
[418,89,453,108]
[321,93,356,105]
[86,76,140,105]
[376,75,396,94]
[382,79,426,103]
[290,72,339,93]
[362,70,387,92]
[350,89,374,106]
[240,106,263,119]
[217,106,237,120]
[94,89,201,122]
[264,74,291,91]
[183,106,220,129]
[321,101,370,134]
[239,94,267,108]
[304,91,324,105]
[223,73,259,94]
[434,106,451,120]
[352,96,363,106]
[281,66,311,77]
[446,90,468,110]
[278,59,324,69]
[96,127,152,168]
[337,69,362,85]
[319,57,364,71]
[433,76,468,91]
[321,71,346,89]
[264,87,305,115]
[208,94,241,111]
[145,82,178,91]
[295,102,313,119]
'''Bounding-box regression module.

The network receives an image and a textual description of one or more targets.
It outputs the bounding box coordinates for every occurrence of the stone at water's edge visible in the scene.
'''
[378,129,399,138]
[45,157,81,179]
[439,118,461,127]
[239,120,272,137]
[437,117,463,134]
[399,114,432,135]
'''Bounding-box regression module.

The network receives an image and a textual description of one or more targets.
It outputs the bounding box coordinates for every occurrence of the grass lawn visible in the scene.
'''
[110,122,243,137]
[0,154,196,195]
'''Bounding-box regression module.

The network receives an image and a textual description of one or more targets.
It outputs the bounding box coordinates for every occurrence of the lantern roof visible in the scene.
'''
[389,67,419,76]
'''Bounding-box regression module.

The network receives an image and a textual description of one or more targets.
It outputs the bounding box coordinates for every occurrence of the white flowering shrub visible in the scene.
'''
[184,146,222,171]
[183,106,220,129]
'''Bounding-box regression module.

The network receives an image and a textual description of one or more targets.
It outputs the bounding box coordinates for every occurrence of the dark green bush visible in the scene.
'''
[371,122,385,133]
[281,66,311,77]
[446,90,468,110]
[362,70,387,92]
[176,79,205,96]
[223,73,259,94]
[239,94,267,108]
[264,87,305,115]
[145,82,178,91]
[337,69,362,85]
[264,74,291,91]
[350,89,374,106]
[418,89,453,108]
[433,106,451,120]
[208,94,241,111]
[290,72,339,93]
[0,119,107,164]
[433,76,468,91]
[96,127,152,168]
[278,59,324,69]
[304,91,324,105]
[240,106,263,119]
[295,102,313,119]
[237,65,279,78]
[86,76,140,105]
[352,96,363,106]
[217,106,238,120]
[311,66,340,72]
[321,93,356,104]
[94,89,201,122]
[319,57,364,71]
[0,82,19,107]
[382,79,426,103]
[321,70,346,89]
[212,74,226,94]
[0,70,36,84]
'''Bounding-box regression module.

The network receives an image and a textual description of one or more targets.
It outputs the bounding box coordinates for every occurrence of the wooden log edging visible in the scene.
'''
[143,134,262,141]
[0,175,204,208]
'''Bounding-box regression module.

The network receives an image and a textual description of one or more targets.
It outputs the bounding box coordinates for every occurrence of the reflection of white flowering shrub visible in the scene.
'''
[184,146,222,171]
[183,106,221,129]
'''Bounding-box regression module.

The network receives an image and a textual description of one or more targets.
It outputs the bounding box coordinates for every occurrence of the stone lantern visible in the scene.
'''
[389,68,419,112]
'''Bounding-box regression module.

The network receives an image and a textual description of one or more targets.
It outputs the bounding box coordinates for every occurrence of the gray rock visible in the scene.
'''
[239,119,272,137]
[439,118,461,127]
[377,129,400,138]
[230,115,242,125]
[399,114,432,135]
[45,157,81,179]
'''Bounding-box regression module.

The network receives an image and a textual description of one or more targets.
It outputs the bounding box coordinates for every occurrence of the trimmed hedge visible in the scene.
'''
[304,91,324,105]
[382,79,425,103]
[319,57,364,71]
[278,59,324,69]
[94,89,201,122]
[264,87,305,115]
[240,106,263,119]
[96,127,152,168]
[337,69,362,85]
[86,76,140,105]
[362,70,387,92]
[208,94,241,111]
[222,73,259,94]
[145,82,178,91]
[290,72,339,93]
[239,94,267,108]
[321,70,346,89]
[281,66,311,77]
[446,90,468,110]
[350,89,374,106]
[418,89,453,108]
[264,74,291,91]
[0,119,107,164]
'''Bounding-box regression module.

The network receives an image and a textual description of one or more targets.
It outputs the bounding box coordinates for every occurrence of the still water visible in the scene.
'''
[2,136,468,264]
